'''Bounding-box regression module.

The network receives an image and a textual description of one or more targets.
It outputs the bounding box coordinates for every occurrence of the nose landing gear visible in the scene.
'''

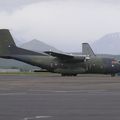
[111,73,115,77]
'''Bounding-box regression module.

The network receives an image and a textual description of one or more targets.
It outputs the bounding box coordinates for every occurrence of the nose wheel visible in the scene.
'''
[111,73,115,77]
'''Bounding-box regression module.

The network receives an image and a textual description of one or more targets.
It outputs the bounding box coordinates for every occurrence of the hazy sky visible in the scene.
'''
[0,0,120,52]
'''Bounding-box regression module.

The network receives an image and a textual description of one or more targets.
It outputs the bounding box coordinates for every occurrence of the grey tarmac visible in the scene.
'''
[0,73,120,120]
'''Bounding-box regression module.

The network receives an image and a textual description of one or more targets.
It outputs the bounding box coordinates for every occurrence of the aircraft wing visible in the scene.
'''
[45,51,86,62]
[45,51,74,59]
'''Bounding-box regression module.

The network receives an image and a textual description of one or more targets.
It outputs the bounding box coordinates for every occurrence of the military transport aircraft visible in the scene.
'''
[0,29,120,76]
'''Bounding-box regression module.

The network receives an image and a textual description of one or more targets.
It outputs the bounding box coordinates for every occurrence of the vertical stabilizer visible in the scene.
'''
[82,43,96,57]
[0,29,16,55]
[0,29,45,56]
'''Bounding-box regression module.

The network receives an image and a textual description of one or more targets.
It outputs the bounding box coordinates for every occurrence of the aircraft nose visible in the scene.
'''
[111,60,120,72]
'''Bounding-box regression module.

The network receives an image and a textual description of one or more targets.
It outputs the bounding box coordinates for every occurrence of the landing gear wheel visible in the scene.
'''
[61,73,66,76]
[72,74,77,76]
[61,74,77,76]
[111,74,115,77]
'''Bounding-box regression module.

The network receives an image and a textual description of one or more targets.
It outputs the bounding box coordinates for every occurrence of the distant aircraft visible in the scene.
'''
[0,29,120,76]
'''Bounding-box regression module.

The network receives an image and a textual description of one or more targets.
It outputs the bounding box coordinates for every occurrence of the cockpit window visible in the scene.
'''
[112,59,119,64]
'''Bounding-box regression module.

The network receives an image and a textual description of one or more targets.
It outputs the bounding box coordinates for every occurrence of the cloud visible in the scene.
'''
[0,0,42,11]
[0,0,120,52]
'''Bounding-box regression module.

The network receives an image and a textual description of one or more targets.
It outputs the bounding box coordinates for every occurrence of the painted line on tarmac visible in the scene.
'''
[0,92,27,96]
[23,116,52,120]
[29,89,108,93]
[0,90,120,96]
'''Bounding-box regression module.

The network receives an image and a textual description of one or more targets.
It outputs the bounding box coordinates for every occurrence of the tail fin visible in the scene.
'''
[0,29,45,57]
[0,29,16,56]
[82,43,96,57]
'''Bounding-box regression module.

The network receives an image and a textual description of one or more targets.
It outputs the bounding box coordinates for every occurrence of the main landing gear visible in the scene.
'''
[111,73,115,77]
[61,74,77,76]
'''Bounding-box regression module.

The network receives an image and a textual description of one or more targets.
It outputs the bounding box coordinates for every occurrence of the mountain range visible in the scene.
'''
[20,32,120,55]
[92,32,120,55]
[20,39,61,52]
